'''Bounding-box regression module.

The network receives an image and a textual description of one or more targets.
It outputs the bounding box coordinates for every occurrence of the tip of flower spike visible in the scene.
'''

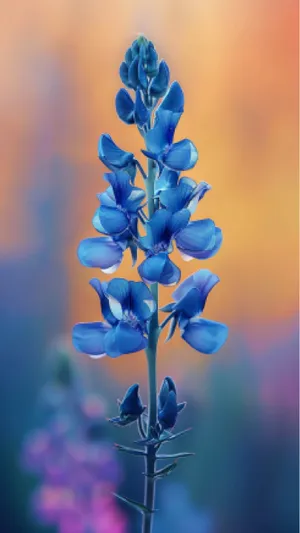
[137,34,148,46]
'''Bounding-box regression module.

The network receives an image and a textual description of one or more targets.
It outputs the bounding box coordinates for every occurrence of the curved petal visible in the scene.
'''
[89,278,118,326]
[178,227,223,260]
[160,180,194,212]
[187,181,211,213]
[158,390,178,429]
[138,58,148,90]
[169,209,190,235]
[162,139,198,171]
[129,281,156,321]
[124,187,146,213]
[128,56,139,89]
[175,219,216,255]
[106,278,130,315]
[173,269,219,303]
[146,209,173,246]
[182,318,228,354]
[77,237,123,271]
[103,328,122,358]
[158,81,184,115]
[145,111,175,154]
[99,205,129,235]
[115,89,135,124]
[120,384,144,416]
[98,186,116,207]
[119,62,129,86]
[134,90,149,127]
[98,134,134,169]
[158,377,177,410]
[149,60,170,97]
[92,208,108,234]
[114,322,148,354]
[154,168,179,194]
[72,322,110,357]
[138,253,181,286]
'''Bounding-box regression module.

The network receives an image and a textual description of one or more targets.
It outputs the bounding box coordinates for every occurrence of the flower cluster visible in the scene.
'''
[73,34,227,359]
[22,353,126,533]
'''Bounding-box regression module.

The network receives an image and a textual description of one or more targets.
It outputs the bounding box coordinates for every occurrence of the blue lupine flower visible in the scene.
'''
[73,278,156,358]
[138,209,222,285]
[138,209,191,286]
[154,168,180,195]
[143,82,198,171]
[98,134,137,181]
[161,269,228,354]
[159,177,211,214]
[92,171,145,236]
[109,384,146,427]
[158,378,185,430]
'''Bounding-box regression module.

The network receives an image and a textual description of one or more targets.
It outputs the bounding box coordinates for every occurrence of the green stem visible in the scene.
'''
[142,159,159,533]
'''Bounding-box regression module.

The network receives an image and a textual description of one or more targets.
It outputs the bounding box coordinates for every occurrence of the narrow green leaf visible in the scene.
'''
[145,460,178,479]
[159,427,192,443]
[113,493,155,514]
[114,443,147,457]
[157,452,195,460]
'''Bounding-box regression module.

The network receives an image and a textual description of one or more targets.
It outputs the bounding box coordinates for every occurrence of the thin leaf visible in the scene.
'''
[113,493,155,514]
[159,427,192,443]
[145,460,178,479]
[165,315,178,342]
[114,444,147,457]
[157,452,195,460]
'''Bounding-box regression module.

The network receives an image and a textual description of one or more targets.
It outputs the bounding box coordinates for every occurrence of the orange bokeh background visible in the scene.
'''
[1,0,298,381]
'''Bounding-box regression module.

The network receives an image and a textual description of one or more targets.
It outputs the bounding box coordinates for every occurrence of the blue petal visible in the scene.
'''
[175,219,217,256]
[169,209,190,235]
[99,205,129,235]
[98,134,134,169]
[158,81,184,115]
[162,139,198,171]
[159,179,195,212]
[115,89,135,124]
[138,58,148,90]
[134,90,149,127]
[129,281,156,321]
[182,318,228,354]
[106,278,130,316]
[119,62,129,86]
[124,47,133,65]
[78,237,123,273]
[104,171,132,205]
[72,322,110,357]
[128,56,139,89]
[123,187,146,213]
[145,111,176,154]
[89,278,118,326]
[92,208,108,234]
[158,377,177,410]
[138,253,181,286]
[149,60,170,97]
[146,209,173,246]
[158,390,178,429]
[97,186,116,207]
[103,328,122,357]
[154,168,179,194]
[185,180,211,213]
[173,269,219,304]
[177,226,223,260]
[114,322,148,354]
[120,384,144,416]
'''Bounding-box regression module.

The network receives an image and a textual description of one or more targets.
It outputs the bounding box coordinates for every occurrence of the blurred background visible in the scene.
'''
[0,0,298,532]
